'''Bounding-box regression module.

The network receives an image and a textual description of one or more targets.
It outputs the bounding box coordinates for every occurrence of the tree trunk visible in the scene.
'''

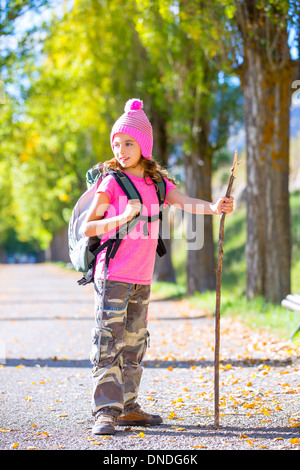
[185,122,215,295]
[152,110,176,283]
[241,49,293,303]
[47,226,70,263]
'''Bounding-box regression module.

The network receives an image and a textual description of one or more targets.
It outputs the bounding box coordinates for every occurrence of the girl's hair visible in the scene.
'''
[103,156,177,187]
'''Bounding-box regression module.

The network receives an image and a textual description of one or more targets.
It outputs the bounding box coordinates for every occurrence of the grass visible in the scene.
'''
[152,191,300,345]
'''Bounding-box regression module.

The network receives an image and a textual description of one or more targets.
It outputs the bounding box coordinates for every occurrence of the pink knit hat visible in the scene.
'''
[110,98,153,159]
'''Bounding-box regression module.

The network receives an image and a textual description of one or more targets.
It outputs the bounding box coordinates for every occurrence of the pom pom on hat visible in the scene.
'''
[110,98,153,159]
[124,98,143,113]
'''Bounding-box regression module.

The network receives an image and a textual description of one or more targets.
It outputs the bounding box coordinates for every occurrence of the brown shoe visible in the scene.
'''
[92,408,120,435]
[116,403,163,426]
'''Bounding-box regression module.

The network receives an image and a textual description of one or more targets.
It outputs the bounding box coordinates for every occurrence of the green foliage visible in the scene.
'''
[0,0,244,254]
[3,0,296,261]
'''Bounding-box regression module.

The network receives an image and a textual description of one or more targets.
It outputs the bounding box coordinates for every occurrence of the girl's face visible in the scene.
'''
[112,133,142,169]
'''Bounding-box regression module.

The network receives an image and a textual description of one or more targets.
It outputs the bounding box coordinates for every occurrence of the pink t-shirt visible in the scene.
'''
[94,172,176,285]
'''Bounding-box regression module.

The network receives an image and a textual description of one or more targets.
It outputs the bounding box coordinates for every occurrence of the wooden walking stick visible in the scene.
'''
[214,150,241,429]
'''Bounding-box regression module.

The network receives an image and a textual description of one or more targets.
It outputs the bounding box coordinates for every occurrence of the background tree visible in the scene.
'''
[224,0,299,303]
[1,0,178,276]
[134,0,243,293]
[178,0,300,303]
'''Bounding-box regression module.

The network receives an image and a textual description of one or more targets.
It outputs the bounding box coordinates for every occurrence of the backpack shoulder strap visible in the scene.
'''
[108,169,142,203]
[156,177,166,208]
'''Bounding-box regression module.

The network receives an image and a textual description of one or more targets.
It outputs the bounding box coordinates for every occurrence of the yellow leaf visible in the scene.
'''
[31,423,37,428]
[139,432,145,438]
[290,438,299,445]
[58,414,68,417]
[11,443,19,449]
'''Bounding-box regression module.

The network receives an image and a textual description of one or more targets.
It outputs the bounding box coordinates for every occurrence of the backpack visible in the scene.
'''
[68,162,167,286]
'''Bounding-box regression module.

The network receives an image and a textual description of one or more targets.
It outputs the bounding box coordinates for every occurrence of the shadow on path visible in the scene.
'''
[3,357,296,368]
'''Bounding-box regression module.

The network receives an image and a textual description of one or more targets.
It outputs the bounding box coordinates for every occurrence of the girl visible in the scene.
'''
[83,99,234,435]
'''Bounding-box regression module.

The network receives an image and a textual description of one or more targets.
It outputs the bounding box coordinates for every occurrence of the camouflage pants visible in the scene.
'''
[91,279,151,416]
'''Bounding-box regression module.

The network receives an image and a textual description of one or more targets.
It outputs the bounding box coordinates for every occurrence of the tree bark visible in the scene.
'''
[185,120,215,295]
[241,46,293,303]
[47,226,70,263]
[152,110,176,283]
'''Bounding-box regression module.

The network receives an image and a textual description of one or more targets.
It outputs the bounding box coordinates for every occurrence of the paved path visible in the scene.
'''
[0,264,299,452]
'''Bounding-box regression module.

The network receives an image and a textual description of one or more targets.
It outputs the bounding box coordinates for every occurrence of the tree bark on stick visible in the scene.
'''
[214,150,241,430]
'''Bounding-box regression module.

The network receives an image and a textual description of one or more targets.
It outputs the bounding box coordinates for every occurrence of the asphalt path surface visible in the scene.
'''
[0,264,299,454]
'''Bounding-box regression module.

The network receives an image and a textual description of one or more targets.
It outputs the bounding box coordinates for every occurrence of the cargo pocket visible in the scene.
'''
[90,326,116,366]
[137,330,150,365]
